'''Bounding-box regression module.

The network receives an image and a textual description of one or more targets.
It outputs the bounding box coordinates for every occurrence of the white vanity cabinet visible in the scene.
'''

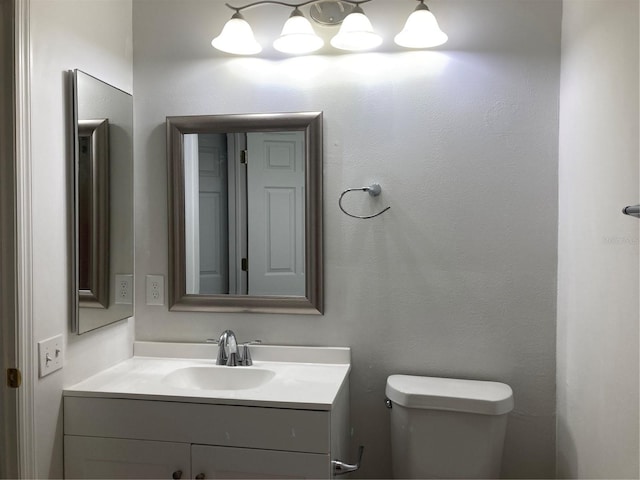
[63,344,352,479]
[191,445,329,479]
[64,435,328,479]
[64,436,191,479]
[64,390,347,479]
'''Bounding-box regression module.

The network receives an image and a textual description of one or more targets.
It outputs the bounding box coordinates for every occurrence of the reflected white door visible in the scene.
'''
[247,132,305,296]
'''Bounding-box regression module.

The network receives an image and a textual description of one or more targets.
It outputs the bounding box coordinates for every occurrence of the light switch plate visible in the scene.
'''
[146,274,164,306]
[38,334,63,377]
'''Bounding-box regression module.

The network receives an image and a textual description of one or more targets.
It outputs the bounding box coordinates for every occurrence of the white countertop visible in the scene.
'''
[63,342,351,411]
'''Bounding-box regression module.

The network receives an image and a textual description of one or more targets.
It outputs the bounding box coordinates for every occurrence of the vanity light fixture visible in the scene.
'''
[212,0,447,55]
[330,4,382,51]
[394,0,448,48]
[211,11,262,55]
[273,7,325,54]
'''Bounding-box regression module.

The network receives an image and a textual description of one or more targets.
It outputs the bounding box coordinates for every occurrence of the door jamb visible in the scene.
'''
[14,0,37,476]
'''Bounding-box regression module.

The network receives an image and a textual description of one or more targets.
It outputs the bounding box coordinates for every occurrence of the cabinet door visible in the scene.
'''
[191,444,330,479]
[64,435,190,479]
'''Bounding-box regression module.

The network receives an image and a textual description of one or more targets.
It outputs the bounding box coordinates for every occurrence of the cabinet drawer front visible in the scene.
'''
[65,397,330,453]
[191,444,330,479]
[64,435,190,479]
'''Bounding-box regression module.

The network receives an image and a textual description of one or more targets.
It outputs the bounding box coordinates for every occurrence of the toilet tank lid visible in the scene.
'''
[385,375,514,415]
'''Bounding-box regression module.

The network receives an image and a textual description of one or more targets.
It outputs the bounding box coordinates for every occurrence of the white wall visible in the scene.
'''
[29,0,134,477]
[133,0,561,477]
[557,1,640,478]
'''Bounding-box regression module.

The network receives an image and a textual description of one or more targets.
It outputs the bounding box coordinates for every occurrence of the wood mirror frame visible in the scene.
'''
[166,112,323,314]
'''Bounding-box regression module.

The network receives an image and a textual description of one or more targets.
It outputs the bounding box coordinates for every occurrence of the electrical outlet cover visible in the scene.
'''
[115,274,133,304]
[146,274,165,306]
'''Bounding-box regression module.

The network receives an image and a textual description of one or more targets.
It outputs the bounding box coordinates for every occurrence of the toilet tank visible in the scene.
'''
[386,375,514,479]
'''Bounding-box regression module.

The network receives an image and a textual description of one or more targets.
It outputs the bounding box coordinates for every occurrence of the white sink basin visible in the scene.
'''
[64,343,351,409]
[162,366,276,391]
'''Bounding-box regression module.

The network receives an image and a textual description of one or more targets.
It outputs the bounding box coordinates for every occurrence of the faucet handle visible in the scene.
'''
[226,351,240,366]
[210,338,260,346]
[237,340,261,366]
[240,344,253,366]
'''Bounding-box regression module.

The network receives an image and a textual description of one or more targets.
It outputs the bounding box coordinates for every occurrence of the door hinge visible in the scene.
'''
[240,150,248,165]
[241,258,248,272]
[7,368,22,388]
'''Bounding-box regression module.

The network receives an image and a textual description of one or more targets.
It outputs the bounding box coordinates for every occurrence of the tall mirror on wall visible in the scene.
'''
[70,70,134,334]
[167,112,323,314]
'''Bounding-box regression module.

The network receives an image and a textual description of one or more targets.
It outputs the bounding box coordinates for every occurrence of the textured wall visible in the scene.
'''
[133,0,561,477]
[29,1,134,477]
[557,1,640,478]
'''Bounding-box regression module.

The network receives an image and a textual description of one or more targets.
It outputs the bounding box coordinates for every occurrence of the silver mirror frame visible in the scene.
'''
[166,112,324,315]
[77,119,110,309]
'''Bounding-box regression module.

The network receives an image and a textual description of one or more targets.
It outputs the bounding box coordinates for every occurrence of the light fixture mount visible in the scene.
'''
[309,1,354,26]
[213,0,448,55]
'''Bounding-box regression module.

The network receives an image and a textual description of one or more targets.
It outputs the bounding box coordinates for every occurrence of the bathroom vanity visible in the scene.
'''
[63,342,351,479]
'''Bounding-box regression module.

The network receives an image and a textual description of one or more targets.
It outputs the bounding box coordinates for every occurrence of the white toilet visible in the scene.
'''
[386,374,514,479]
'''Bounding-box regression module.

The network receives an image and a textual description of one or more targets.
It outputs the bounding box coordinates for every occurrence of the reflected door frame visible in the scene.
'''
[227,133,248,295]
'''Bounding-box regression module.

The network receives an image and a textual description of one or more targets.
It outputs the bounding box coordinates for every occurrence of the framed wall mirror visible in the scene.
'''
[70,69,134,334]
[166,112,323,314]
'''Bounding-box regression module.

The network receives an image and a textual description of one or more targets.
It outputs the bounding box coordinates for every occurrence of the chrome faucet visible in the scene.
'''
[216,329,238,366]
[210,330,261,366]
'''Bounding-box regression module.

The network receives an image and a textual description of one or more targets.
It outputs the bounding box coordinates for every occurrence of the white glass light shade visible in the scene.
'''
[273,10,324,54]
[211,13,262,55]
[330,7,383,51]
[394,5,448,49]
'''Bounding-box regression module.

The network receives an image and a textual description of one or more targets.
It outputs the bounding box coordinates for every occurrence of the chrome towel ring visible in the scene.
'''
[339,183,391,219]
[622,204,640,218]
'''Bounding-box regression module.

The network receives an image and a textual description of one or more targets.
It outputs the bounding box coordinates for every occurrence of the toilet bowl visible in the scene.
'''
[386,374,513,479]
